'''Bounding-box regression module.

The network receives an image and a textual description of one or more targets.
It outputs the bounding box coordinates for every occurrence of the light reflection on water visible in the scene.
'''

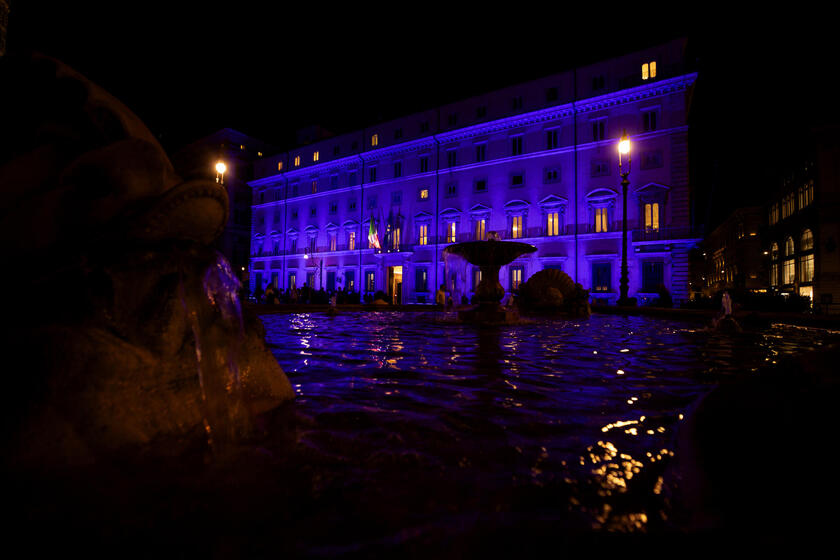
[261,312,839,545]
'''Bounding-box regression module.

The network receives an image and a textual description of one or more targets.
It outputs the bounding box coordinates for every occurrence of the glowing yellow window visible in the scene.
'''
[371,134,379,147]
[447,222,457,243]
[475,219,485,241]
[595,208,608,232]
[294,156,300,167]
[277,161,283,171]
[420,188,429,200]
[419,224,428,245]
[511,215,523,239]
[644,203,659,231]
[642,61,657,80]
[348,231,355,251]
[547,212,559,236]
[313,151,320,162]
[392,228,401,249]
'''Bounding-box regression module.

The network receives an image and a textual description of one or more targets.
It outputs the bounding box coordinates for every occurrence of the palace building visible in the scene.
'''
[248,38,699,305]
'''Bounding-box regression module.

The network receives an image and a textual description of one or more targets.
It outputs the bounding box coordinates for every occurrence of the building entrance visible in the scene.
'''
[388,266,403,305]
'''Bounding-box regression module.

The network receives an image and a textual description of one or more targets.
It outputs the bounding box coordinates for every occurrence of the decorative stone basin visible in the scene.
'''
[443,240,536,322]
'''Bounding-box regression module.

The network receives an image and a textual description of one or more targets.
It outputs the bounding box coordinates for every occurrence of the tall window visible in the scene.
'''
[369,167,377,182]
[394,161,402,178]
[447,150,457,167]
[313,151,319,162]
[511,215,523,239]
[511,136,523,156]
[294,155,300,167]
[475,143,486,162]
[783,236,796,285]
[288,273,296,290]
[392,227,401,250]
[446,221,457,243]
[419,188,429,200]
[473,268,482,291]
[289,238,297,254]
[365,271,375,292]
[770,242,779,287]
[770,203,780,225]
[474,219,485,241]
[419,224,428,245]
[800,229,815,283]
[592,263,611,292]
[309,236,317,254]
[416,268,428,293]
[595,207,609,232]
[329,232,336,252]
[510,266,524,291]
[348,231,355,251]
[311,180,317,194]
[546,129,559,149]
[371,134,379,147]
[799,181,814,208]
[642,61,657,80]
[643,110,657,132]
[547,211,559,236]
[644,202,660,231]
[592,120,605,141]
[420,156,430,173]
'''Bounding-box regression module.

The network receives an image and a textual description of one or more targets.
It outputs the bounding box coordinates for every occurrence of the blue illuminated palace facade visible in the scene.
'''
[248,38,699,305]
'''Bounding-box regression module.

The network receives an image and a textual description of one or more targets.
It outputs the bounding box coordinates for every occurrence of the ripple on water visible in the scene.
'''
[258,311,840,547]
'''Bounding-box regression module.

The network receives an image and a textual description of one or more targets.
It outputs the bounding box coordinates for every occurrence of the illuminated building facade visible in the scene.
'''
[248,38,700,304]
[764,125,840,312]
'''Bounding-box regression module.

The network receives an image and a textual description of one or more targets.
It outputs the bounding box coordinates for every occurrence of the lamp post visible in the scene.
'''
[617,131,634,307]
[215,161,227,185]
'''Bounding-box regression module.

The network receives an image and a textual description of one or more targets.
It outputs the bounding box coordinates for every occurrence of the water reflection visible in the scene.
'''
[258,312,840,547]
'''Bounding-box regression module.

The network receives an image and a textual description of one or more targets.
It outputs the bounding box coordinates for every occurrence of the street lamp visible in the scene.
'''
[617,131,634,307]
[215,161,227,185]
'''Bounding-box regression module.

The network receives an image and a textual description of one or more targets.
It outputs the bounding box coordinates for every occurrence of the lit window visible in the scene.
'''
[348,231,355,251]
[294,155,300,167]
[313,151,319,162]
[511,215,523,239]
[799,253,814,282]
[240,144,245,150]
[475,219,485,241]
[547,212,559,236]
[419,188,429,200]
[257,151,263,157]
[329,233,336,252]
[277,161,283,171]
[595,207,609,232]
[644,203,659,231]
[311,180,317,194]
[392,227,401,250]
[642,61,657,80]
[510,267,523,291]
[371,134,379,147]
[783,236,795,284]
[799,180,814,208]
[419,224,428,245]
[365,271,375,292]
[447,221,457,243]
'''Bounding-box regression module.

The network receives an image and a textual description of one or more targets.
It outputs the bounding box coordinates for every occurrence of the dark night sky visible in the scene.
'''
[5,2,836,229]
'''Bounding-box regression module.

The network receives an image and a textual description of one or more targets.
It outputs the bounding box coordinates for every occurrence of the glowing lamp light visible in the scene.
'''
[618,138,630,156]
[215,161,227,175]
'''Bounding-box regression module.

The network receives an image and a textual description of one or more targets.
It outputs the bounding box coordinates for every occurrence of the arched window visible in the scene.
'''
[770,242,779,287]
[785,236,795,256]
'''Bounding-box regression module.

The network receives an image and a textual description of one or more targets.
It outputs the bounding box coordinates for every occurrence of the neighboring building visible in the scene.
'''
[765,125,840,312]
[172,128,274,285]
[700,206,765,296]
[248,38,700,304]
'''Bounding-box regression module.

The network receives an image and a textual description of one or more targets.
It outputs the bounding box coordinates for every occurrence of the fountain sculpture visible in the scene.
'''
[443,238,537,323]
[0,55,293,468]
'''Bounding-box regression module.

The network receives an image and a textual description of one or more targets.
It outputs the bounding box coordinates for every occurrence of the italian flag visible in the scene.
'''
[368,214,381,249]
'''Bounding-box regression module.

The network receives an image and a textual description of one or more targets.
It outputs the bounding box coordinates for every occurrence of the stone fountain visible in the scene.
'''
[443,238,536,323]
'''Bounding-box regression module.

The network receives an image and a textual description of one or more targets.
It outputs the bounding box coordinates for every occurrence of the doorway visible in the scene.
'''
[388,266,403,305]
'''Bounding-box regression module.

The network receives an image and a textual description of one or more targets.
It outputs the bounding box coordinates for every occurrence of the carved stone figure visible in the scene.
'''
[0,55,293,467]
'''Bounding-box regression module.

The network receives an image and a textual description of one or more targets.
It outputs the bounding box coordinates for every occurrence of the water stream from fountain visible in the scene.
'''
[178,250,252,457]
